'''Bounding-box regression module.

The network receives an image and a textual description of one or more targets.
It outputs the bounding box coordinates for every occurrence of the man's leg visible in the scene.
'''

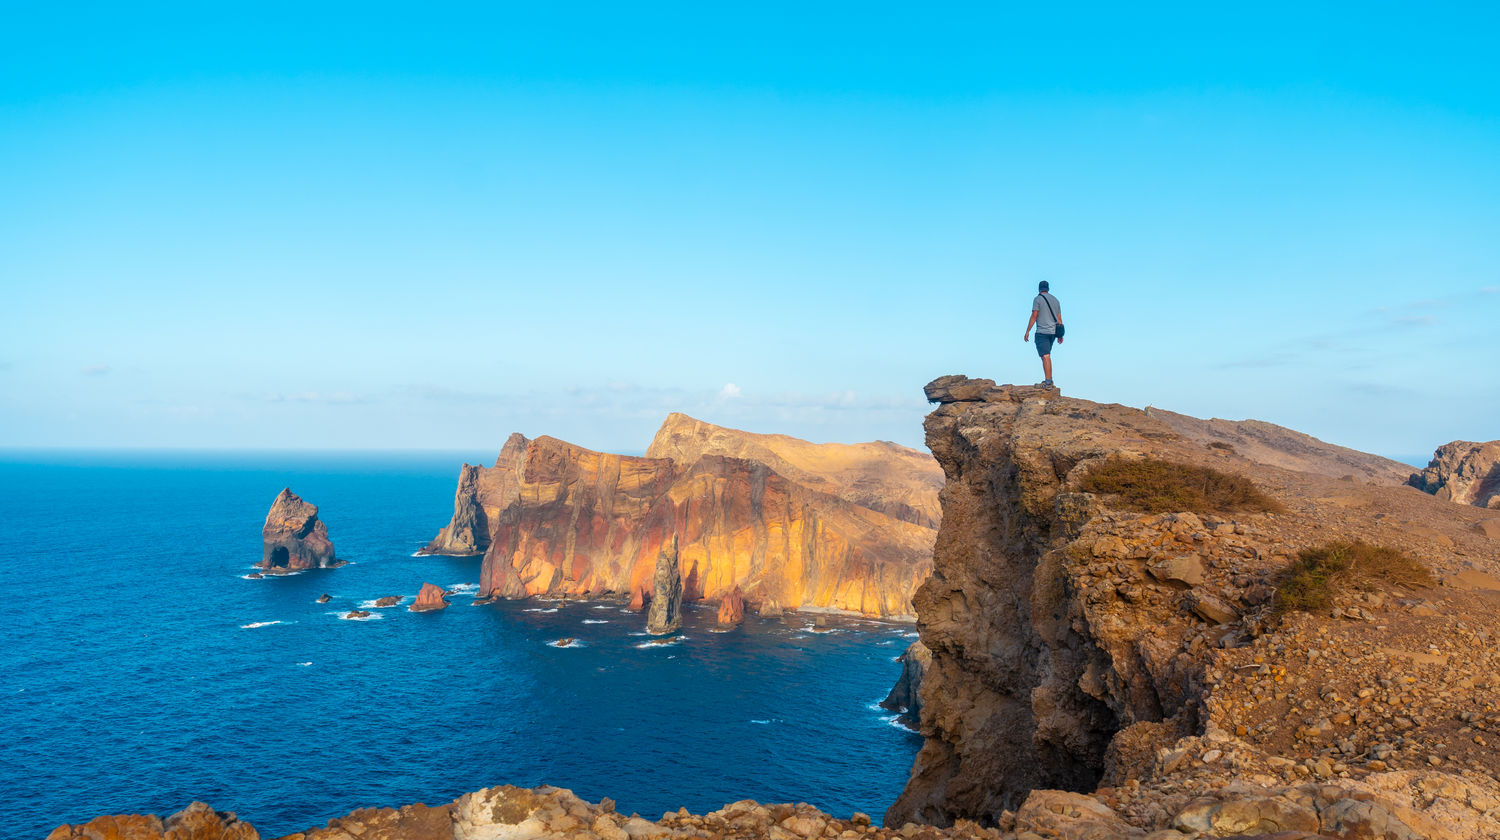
[1042,354,1052,382]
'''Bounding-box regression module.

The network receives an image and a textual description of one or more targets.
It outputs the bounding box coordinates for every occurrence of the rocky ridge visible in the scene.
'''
[425,415,938,618]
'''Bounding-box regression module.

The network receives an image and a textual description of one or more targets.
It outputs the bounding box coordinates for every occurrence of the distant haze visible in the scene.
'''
[2,5,1496,457]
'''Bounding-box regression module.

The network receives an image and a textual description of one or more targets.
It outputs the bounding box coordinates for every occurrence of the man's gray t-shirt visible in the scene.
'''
[1033,292,1061,335]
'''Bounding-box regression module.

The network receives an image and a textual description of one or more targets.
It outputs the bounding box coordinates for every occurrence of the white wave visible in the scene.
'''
[360,597,406,609]
[750,719,783,725]
[547,638,585,648]
[523,607,558,613]
[883,714,918,733]
[593,604,615,610]
[240,620,285,629]
[582,619,610,625]
[634,636,684,649]
[297,661,313,667]
[446,583,480,594]
[901,631,920,639]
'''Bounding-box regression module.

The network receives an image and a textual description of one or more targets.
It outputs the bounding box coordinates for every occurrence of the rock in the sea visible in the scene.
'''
[626,589,646,611]
[343,610,371,620]
[373,595,400,608]
[758,599,784,617]
[315,593,330,603]
[646,537,683,635]
[717,586,745,626]
[1409,440,1500,509]
[410,582,450,612]
[259,488,339,571]
[880,640,930,728]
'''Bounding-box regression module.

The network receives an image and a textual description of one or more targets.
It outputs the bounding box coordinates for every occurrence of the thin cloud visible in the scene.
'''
[265,391,368,404]
[81,364,111,376]
[719,383,742,400]
[1393,315,1438,327]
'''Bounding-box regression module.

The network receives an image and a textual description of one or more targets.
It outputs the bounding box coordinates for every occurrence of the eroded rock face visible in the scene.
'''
[419,434,531,556]
[646,538,683,635]
[1409,440,1500,509]
[880,641,930,729]
[434,417,935,618]
[717,585,745,626]
[887,375,1500,835]
[259,489,338,571]
[410,582,450,612]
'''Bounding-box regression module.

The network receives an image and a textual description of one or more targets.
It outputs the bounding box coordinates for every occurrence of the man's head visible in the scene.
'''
[1038,281,1050,293]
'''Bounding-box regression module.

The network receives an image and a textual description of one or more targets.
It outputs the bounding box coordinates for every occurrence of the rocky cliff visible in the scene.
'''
[418,433,530,555]
[885,376,1500,837]
[429,416,938,618]
[1409,439,1500,510]
[259,489,339,571]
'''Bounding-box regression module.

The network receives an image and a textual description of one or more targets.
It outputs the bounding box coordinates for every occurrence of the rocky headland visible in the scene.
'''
[57,378,1500,840]
[260,489,340,571]
[1409,439,1500,510]
[423,415,941,619]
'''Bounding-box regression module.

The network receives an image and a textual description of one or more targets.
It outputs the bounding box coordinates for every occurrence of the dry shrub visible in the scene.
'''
[1078,456,1281,515]
[1272,541,1434,618]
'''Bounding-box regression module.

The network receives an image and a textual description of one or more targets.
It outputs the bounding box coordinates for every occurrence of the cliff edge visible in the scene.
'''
[887,376,1500,837]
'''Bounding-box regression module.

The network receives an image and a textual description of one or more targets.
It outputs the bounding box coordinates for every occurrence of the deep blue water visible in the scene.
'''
[0,451,921,839]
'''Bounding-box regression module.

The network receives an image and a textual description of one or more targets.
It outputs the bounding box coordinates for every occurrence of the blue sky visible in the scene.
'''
[2,3,1496,460]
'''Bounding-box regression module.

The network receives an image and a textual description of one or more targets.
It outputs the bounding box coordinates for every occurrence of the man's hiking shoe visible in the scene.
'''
[1040,379,1054,388]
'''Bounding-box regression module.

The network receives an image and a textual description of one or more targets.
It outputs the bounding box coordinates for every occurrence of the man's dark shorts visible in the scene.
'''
[1035,332,1056,357]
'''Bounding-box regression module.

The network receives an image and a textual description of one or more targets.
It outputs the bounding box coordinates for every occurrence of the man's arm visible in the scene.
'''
[1024,309,1038,341]
[1054,303,1062,342]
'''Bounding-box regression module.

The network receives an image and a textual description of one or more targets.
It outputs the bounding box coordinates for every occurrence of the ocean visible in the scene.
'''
[0,451,921,839]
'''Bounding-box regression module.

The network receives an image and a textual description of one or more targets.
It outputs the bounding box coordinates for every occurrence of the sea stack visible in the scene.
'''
[645,537,683,635]
[880,640,931,728]
[716,586,745,626]
[259,488,339,571]
[410,582,450,612]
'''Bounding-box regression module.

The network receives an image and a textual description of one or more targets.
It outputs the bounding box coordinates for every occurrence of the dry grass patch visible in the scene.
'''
[1078,456,1281,515]
[1272,541,1435,618]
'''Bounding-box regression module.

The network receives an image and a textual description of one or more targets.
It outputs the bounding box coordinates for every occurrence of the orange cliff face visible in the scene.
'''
[429,415,940,618]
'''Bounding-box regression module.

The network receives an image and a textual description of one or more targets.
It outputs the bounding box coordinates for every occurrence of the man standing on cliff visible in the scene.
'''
[1023,281,1062,387]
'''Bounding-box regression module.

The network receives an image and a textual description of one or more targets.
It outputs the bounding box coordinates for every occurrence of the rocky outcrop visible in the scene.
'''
[63,772,1500,840]
[1409,439,1500,509]
[49,801,258,840]
[880,641,930,729]
[410,582,450,612]
[717,586,746,626]
[259,489,339,571]
[427,415,936,618]
[646,538,683,635]
[419,434,531,555]
[886,376,1500,838]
